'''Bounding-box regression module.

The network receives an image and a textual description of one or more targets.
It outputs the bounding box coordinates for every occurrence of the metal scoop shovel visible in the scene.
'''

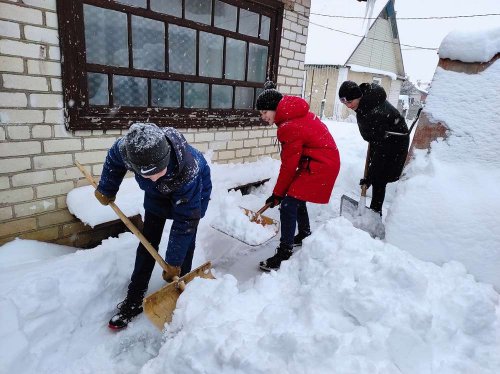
[340,146,385,239]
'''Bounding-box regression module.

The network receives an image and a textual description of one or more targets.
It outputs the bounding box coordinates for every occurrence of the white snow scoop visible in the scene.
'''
[210,203,280,246]
[75,161,215,331]
[340,145,385,239]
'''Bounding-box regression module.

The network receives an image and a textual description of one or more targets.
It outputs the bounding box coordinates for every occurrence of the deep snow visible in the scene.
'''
[438,25,500,63]
[1,120,500,374]
[386,56,500,289]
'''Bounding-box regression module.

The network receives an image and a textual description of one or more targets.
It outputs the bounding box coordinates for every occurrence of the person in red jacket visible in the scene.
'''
[256,81,340,271]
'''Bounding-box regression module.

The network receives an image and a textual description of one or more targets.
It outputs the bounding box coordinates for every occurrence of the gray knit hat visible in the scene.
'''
[125,123,170,176]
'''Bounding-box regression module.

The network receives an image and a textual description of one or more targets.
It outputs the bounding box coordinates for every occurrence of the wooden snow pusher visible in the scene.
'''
[142,261,214,330]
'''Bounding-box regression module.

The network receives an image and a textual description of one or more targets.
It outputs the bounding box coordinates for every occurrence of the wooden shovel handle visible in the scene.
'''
[256,203,272,215]
[361,144,370,198]
[250,203,272,222]
[75,161,172,274]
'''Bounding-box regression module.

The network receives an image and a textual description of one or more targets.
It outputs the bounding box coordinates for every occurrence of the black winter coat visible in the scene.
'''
[355,83,409,185]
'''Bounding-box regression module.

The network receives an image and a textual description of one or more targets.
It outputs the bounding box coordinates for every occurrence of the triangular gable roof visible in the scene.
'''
[345,5,406,77]
[305,0,391,65]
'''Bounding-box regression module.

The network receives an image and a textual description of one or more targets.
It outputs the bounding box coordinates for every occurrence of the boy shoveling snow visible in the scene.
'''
[95,123,212,329]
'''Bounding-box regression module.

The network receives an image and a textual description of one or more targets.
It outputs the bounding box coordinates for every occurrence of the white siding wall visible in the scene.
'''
[387,79,402,108]
[347,18,404,76]
[304,65,339,118]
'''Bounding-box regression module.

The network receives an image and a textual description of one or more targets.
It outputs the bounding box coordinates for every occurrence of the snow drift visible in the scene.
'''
[387,27,500,289]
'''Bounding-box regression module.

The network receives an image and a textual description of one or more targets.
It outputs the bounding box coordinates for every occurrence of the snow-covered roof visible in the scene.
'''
[416,86,428,95]
[347,64,397,80]
[438,25,500,63]
[305,0,389,65]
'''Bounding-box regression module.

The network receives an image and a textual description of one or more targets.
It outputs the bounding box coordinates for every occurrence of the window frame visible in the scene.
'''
[57,0,284,130]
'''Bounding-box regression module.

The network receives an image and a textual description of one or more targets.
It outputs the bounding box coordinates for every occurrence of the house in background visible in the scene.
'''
[415,81,430,103]
[0,0,313,246]
[304,0,405,120]
[398,78,425,119]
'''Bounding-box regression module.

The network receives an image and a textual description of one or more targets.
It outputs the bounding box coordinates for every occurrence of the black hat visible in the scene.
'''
[256,81,283,111]
[339,81,362,101]
[125,123,170,176]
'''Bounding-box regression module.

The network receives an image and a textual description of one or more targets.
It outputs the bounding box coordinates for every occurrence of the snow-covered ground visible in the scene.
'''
[387,52,500,289]
[1,119,499,374]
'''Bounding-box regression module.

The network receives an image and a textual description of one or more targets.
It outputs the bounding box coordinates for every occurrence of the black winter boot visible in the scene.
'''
[259,243,293,271]
[108,296,144,330]
[293,231,311,247]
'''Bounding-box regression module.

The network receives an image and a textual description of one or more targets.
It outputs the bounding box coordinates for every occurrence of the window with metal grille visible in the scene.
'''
[57,0,283,130]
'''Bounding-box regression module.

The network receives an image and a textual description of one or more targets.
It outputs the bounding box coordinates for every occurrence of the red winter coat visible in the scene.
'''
[273,96,340,204]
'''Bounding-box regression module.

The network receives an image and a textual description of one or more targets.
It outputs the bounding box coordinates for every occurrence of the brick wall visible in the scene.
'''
[0,0,310,246]
[277,0,310,96]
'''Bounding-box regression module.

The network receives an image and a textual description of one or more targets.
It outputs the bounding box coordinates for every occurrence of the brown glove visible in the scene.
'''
[94,190,116,206]
[162,263,181,282]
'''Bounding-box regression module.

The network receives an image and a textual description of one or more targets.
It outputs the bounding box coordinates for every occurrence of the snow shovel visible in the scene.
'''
[340,145,370,219]
[210,203,279,246]
[242,203,277,226]
[75,161,215,330]
[339,146,385,239]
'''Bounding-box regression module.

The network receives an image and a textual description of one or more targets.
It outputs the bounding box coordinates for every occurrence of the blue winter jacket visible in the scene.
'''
[97,127,212,266]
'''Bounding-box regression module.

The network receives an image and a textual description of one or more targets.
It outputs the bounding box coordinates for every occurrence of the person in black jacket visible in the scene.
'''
[339,81,409,214]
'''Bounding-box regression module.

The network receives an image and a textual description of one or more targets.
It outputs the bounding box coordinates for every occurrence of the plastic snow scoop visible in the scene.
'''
[75,161,215,330]
[340,145,386,239]
[210,203,279,246]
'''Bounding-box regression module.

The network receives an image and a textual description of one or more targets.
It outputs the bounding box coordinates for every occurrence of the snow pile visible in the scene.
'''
[146,219,500,374]
[423,63,500,165]
[0,239,76,269]
[207,155,280,191]
[67,177,143,227]
[0,233,163,374]
[348,64,397,80]
[2,218,499,373]
[439,25,500,63]
[344,202,386,240]
[67,155,280,228]
[210,192,278,246]
[387,59,500,288]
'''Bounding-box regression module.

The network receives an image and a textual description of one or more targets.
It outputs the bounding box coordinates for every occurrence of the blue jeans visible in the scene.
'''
[127,211,196,300]
[279,196,310,248]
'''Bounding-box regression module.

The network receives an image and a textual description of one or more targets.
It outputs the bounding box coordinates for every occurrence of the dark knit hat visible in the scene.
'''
[256,81,283,111]
[125,123,170,176]
[338,81,362,101]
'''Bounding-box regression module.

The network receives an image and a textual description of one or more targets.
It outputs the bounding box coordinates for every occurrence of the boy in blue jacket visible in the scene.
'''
[95,123,212,329]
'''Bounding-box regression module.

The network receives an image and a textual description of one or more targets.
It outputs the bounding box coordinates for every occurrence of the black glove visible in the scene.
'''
[359,178,371,189]
[265,194,283,208]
